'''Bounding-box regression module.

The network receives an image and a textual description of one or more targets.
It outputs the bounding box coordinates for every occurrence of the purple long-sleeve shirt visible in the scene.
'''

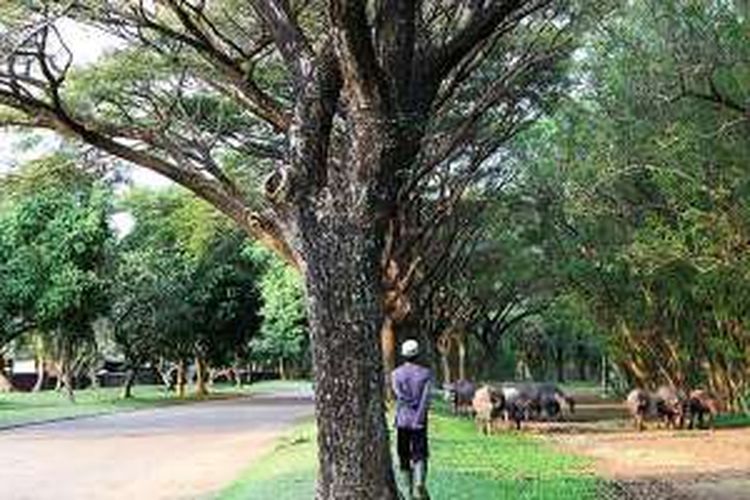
[392,362,432,430]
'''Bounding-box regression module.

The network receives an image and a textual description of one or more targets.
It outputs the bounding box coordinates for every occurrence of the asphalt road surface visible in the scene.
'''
[0,391,313,500]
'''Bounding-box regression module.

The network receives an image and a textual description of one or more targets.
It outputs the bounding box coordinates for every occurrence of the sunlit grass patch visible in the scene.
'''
[218,412,603,500]
[220,423,317,500]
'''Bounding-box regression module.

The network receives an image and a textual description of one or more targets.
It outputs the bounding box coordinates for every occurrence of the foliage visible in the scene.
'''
[249,248,308,374]
[191,233,262,369]
[116,189,263,380]
[508,0,750,405]
[0,157,114,377]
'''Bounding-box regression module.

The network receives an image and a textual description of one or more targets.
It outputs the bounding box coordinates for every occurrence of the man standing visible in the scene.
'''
[392,339,432,500]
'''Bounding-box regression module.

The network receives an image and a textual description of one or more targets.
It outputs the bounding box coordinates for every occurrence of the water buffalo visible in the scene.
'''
[500,382,575,423]
[533,383,576,421]
[655,385,685,429]
[499,384,535,430]
[472,385,505,434]
[626,386,685,431]
[684,389,720,430]
[446,379,476,416]
[625,388,651,431]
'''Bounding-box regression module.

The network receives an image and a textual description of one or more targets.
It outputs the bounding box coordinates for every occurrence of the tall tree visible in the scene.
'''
[507,0,750,405]
[251,248,308,379]
[0,3,573,496]
[0,156,113,399]
[118,188,262,397]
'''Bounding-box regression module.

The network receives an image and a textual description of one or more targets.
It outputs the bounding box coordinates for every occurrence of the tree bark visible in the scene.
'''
[0,356,14,392]
[157,358,175,392]
[232,357,243,388]
[32,356,45,392]
[121,367,137,399]
[457,333,467,382]
[61,363,75,403]
[380,316,396,398]
[54,368,63,392]
[436,332,453,385]
[177,359,187,398]
[89,363,100,391]
[54,344,76,402]
[301,217,398,500]
[194,356,208,397]
[555,344,565,383]
[577,355,587,381]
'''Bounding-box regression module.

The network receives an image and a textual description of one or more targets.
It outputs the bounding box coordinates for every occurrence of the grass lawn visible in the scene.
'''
[219,413,604,500]
[0,380,311,429]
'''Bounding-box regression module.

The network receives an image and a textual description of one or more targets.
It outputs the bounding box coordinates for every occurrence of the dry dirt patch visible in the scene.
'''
[537,393,750,499]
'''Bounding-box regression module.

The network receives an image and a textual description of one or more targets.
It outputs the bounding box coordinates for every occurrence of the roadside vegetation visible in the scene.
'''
[220,412,602,500]
[0,380,309,429]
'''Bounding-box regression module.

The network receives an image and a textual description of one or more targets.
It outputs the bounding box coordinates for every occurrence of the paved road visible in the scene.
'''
[0,391,313,500]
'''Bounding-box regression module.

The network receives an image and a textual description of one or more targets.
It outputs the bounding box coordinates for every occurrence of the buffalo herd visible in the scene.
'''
[444,380,721,434]
[445,380,575,434]
[625,387,721,431]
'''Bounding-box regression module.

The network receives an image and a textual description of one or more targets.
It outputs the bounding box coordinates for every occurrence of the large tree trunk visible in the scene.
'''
[54,368,64,391]
[457,333,467,382]
[157,358,175,392]
[176,359,187,398]
[54,342,76,402]
[301,215,398,500]
[194,356,208,397]
[380,316,396,399]
[0,356,14,392]
[32,356,45,392]
[121,367,137,399]
[61,362,75,403]
[89,362,100,391]
[232,356,243,388]
[436,332,452,385]
[555,343,565,383]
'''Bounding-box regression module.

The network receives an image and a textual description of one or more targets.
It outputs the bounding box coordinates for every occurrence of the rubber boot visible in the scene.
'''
[400,469,414,500]
[413,460,430,500]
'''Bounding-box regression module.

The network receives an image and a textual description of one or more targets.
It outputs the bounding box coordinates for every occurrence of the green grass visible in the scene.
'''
[220,422,317,500]
[713,412,750,429]
[219,413,603,500]
[0,380,311,429]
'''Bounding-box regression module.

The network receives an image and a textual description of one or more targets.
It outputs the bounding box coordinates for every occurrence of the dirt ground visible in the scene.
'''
[534,393,750,499]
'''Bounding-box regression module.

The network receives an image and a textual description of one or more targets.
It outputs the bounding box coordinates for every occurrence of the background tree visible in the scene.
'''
[250,248,308,379]
[111,248,170,398]
[0,156,113,399]
[504,0,750,407]
[115,188,263,397]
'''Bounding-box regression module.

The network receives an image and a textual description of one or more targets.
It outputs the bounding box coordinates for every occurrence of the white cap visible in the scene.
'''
[401,339,419,358]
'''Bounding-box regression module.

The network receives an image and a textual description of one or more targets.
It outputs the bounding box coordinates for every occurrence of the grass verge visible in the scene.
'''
[0,380,311,429]
[713,412,750,429]
[218,413,603,500]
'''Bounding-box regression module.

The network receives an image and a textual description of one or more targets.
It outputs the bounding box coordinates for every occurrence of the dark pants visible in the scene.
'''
[397,427,429,470]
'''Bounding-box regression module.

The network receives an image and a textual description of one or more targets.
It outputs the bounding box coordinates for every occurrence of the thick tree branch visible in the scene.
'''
[0,90,297,266]
[375,0,421,109]
[82,2,292,131]
[683,81,747,115]
[250,0,316,87]
[328,0,385,108]
[429,0,551,80]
